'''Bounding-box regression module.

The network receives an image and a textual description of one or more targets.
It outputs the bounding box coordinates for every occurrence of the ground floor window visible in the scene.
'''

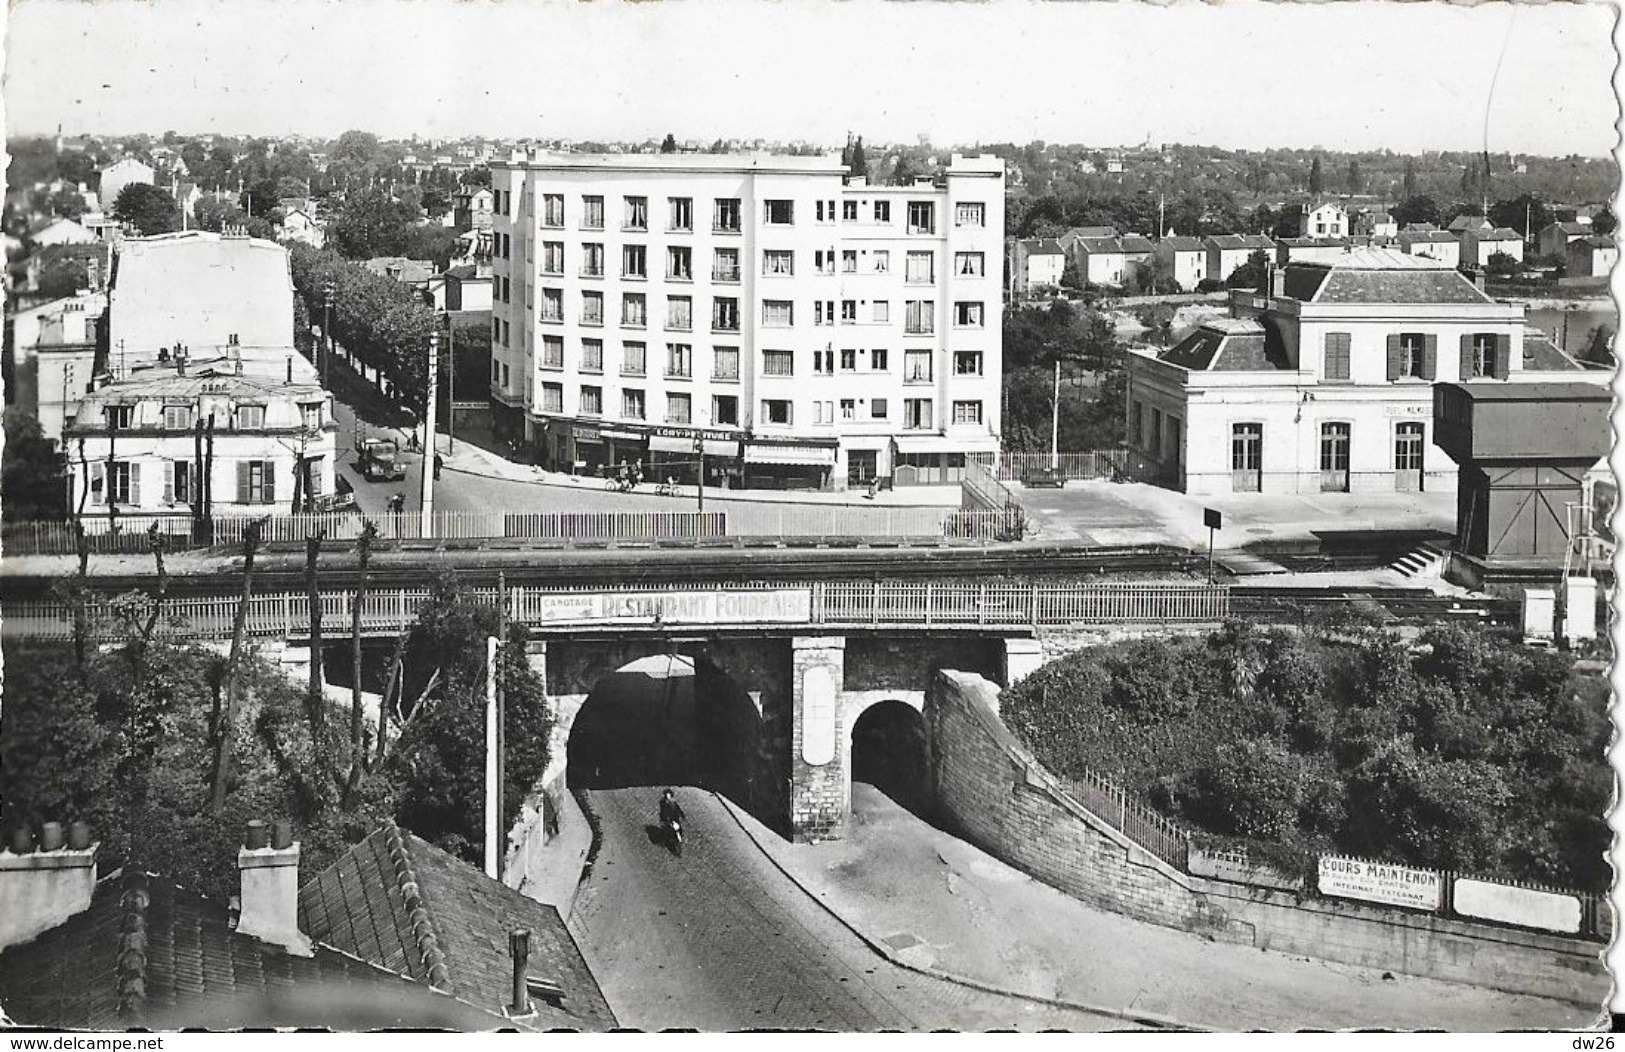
[1231,423,1261,492]
[1319,422,1350,492]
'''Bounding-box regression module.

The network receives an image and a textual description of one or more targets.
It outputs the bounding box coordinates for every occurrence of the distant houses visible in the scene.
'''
[1538,221,1593,259]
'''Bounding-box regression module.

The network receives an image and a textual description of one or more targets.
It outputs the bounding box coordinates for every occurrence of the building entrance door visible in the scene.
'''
[1394,422,1425,492]
[1319,422,1350,492]
[847,450,877,488]
[1231,423,1262,492]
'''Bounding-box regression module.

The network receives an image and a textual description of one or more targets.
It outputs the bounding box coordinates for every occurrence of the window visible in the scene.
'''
[580,385,602,416]
[539,382,564,413]
[954,351,983,376]
[842,250,858,273]
[815,250,836,275]
[873,201,891,222]
[903,398,933,429]
[907,201,935,234]
[955,251,985,276]
[873,250,889,273]
[840,398,856,419]
[764,250,794,276]
[668,197,693,232]
[872,301,890,323]
[666,343,692,378]
[621,341,647,376]
[666,392,692,424]
[1231,423,1262,492]
[813,400,835,425]
[763,300,793,327]
[816,200,836,223]
[712,248,741,282]
[840,348,857,371]
[580,242,604,277]
[541,241,564,275]
[666,296,692,331]
[581,291,604,326]
[713,395,739,425]
[712,298,740,332]
[99,461,135,504]
[235,405,263,430]
[166,461,192,504]
[238,460,274,505]
[712,346,740,380]
[501,363,510,388]
[667,246,692,281]
[762,350,794,377]
[953,400,983,425]
[871,348,889,371]
[622,244,647,279]
[904,350,933,382]
[762,399,792,425]
[1323,333,1351,381]
[905,301,934,334]
[623,196,648,230]
[813,349,834,375]
[871,397,889,419]
[622,389,646,420]
[621,293,646,328]
[714,198,742,232]
[955,202,985,227]
[842,201,859,221]
[582,338,604,373]
[541,334,565,368]
[764,199,794,225]
[906,251,935,283]
[300,402,323,431]
[1467,333,1503,378]
[1388,333,1434,380]
[840,300,857,323]
[954,302,984,327]
[542,194,564,227]
[582,195,604,229]
[163,404,191,430]
[541,288,563,322]
[501,277,511,303]
[501,320,509,345]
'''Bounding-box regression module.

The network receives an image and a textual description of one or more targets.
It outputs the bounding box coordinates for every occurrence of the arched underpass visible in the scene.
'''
[849,700,929,818]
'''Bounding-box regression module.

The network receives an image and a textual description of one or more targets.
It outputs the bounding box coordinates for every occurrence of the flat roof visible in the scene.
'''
[1438,380,1612,403]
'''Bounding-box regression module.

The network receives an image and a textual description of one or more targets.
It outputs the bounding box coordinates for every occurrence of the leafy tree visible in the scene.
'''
[1391,194,1441,228]
[1308,157,1323,196]
[332,130,382,167]
[1345,158,1363,195]
[1590,209,1616,235]
[46,187,88,220]
[1484,251,1520,280]
[849,136,868,178]
[1488,193,1550,238]
[327,187,418,259]
[2,408,66,521]
[659,133,678,154]
[112,183,181,235]
[1225,249,1269,290]
[1402,156,1418,200]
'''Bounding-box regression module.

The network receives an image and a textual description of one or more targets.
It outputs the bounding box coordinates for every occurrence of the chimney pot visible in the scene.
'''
[69,821,92,850]
[509,928,533,1016]
[237,818,311,956]
[39,822,64,852]
[271,819,293,851]
[245,819,270,850]
[9,828,34,855]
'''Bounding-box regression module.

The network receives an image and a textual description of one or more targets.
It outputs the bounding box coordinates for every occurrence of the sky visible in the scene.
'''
[3,0,1619,157]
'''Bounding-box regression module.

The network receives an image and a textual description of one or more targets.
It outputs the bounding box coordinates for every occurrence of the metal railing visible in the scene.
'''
[1061,767,1190,869]
[0,581,1231,642]
[970,450,1129,482]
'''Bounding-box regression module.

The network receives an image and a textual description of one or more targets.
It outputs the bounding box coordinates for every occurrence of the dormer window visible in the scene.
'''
[105,405,133,430]
[300,402,324,430]
[237,404,265,429]
[163,405,192,430]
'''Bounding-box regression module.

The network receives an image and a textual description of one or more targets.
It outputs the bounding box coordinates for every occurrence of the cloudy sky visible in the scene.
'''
[4,0,1619,156]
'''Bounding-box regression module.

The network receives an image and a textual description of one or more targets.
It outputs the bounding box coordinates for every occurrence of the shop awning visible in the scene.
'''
[745,443,837,466]
[892,434,999,454]
[599,430,646,442]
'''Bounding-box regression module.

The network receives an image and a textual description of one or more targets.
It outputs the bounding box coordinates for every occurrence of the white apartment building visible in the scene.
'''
[489,152,1004,489]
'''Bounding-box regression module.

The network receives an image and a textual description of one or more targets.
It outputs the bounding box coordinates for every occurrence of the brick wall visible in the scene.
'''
[789,637,848,841]
[926,670,1609,1006]
[844,634,1002,692]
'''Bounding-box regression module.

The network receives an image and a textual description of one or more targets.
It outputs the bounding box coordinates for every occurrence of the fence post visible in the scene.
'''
[872,579,881,625]
[811,581,824,624]
[924,581,934,627]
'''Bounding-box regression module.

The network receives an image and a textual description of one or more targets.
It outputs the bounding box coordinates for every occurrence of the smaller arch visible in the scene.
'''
[849,699,930,819]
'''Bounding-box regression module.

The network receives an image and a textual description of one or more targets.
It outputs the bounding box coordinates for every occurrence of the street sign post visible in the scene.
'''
[1203,507,1222,585]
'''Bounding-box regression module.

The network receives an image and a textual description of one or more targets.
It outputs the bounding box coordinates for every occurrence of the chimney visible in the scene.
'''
[507,929,533,1017]
[0,821,99,951]
[236,819,313,956]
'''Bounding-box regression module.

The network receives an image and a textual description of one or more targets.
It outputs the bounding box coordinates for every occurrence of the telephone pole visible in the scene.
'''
[420,331,439,534]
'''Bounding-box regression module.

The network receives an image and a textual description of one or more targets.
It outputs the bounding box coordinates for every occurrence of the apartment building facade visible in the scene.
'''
[489,152,1004,489]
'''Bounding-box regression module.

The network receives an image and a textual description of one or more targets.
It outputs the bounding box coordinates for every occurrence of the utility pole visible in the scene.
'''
[1050,357,1062,469]
[420,330,439,534]
[694,432,705,514]
[444,312,456,454]
[321,281,334,386]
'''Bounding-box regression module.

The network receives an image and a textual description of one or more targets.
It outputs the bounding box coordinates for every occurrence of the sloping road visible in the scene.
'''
[566,788,1120,1032]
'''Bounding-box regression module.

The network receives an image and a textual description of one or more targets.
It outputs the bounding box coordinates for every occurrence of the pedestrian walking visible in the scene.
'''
[433,453,444,481]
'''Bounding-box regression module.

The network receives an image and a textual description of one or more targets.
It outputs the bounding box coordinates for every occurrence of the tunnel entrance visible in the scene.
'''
[565,652,768,824]
[850,701,929,818]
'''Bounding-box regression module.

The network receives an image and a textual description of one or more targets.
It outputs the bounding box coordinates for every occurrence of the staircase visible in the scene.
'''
[1390,545,1445,580]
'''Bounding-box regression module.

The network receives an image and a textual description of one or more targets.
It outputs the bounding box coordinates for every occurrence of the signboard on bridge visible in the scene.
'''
[1318,855,1443,911]
[527,588,813,627]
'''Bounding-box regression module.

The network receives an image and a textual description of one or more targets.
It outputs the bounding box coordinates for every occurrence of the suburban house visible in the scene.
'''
[27,215,97,248]
[1011,237,1067,296]
[1460,226,1526,268]
[172,181,203,221]
[64,365,338,522]
[1396,229,1462,268]
[1447,215,1494,236]
[0,820,614,1030]
[1119,234,1156,285]
[8,289,107,443]
[453,185,495,232]
[1564,235,1618,279]
[1350,209,1397,239]
[1154,236,1208,291]
[1538,221,1593,259]
[1275,237,1353,266]
[1070,236,1129,287]
[441,264,494,312]
[277,206,325,248]
[1302,202,1349,238]
[1123,247,1593,496]
[96,157,156,214]
[1203,234,1275,285]
[364,256,438,291]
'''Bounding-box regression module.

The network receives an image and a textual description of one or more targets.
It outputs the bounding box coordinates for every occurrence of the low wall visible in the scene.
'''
[925,670,1609,1006]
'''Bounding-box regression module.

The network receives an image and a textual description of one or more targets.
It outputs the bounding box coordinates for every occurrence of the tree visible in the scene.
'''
[1345,158,1363,195]
[1226,249,1270,290]
[327,188,417,259]
[1402,156,1418,200]
[1580,325,1614,367]
[1391,195,1441,229]
[112,183,181,235]
[1484,251,1520,280]
[849,137,868,178]
[891,154,919,186]
[659,133,678,154]
[1308,157,1323,196]
[1590,209,1616,235]
[2,409,66,521]
[332,130,381,167]
[46,187,88,220]
[211,520,264,811]
[346,521,379,804]
[1488,194,1551,241]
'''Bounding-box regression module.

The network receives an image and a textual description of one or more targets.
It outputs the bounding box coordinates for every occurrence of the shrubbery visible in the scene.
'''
[1001,622,1610,890]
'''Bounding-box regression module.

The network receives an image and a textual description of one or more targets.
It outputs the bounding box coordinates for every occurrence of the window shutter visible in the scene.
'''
[164,461,174,504]
[1422,335,1438,380]
[1459,334,1475,379]
[90,462,104,505]
[263,461,276,505]
[129,463,141,508]
[1494,334,1512,378]
[237,461,250,505]
[1385,334,1402,380]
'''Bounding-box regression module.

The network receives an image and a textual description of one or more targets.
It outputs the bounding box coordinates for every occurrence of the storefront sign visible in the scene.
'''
[651,425,739,443]
[1318,856,1443,911]
[527,588,813,626]
[570,425,602,442]
[1383,404,1431,418]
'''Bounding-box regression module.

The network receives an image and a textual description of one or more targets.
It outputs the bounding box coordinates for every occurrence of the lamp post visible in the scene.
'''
[440,310,456,454]
[1050,355,1084,470]
[320,280,334,386]
[420,330,439,534]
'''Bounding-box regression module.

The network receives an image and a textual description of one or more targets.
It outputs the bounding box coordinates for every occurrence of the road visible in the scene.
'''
[567,788,1120,1032]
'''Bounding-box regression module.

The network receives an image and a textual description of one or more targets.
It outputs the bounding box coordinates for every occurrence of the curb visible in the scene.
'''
[710,791,1200,1032]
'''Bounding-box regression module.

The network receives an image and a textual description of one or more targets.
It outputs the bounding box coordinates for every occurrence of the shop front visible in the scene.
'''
[648,429,746,488]
[890,434,999,486]
[743,439,839,491]
[542,418,650,476]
